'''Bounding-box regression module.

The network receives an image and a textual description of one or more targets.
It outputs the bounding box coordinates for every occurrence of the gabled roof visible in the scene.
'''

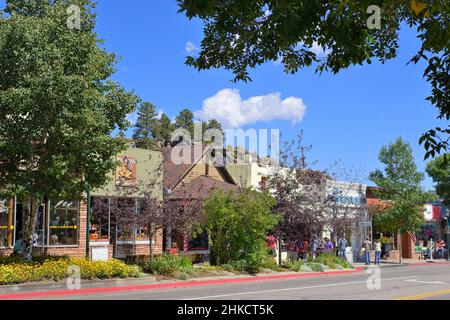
[167,176,238,200]
[163,144,236,191]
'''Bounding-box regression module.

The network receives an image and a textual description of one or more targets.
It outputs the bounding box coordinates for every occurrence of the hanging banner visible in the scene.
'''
[423,204,433,221]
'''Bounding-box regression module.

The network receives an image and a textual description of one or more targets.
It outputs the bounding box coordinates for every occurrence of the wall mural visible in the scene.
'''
[115,156,137,187]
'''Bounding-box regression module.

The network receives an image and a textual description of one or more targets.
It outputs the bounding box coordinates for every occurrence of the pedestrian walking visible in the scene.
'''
[287,240,298,263]
[436,240,445,259]
[338,236,347,260]
[375,239,382,265]
[324,238,334,254]
[297,240,308,261]
[311,237,320,260]
[363,237,372,265]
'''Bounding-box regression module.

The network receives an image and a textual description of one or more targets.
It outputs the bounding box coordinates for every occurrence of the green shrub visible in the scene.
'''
[263,256,283,272]
[315,254,353,269]
[299,265,313,272]
[141,253,193,276]
[291,260,304,272]
[306,262,324,272]
[315,254,336,269]
[220,263,235,272]
[177,273,189,280]
[203,189,279,274]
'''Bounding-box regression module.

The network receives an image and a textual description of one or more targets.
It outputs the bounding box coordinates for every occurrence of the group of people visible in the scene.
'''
[361,237,382,265]
[424,238,446,261]
[286,236,350,262]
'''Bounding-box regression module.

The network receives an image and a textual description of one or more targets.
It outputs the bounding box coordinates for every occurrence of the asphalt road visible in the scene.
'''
[39,263,450,300]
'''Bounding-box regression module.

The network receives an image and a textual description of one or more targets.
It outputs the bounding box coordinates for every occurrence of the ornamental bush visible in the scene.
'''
[306,262,325,272]
[140,253,193,276]
[203,189,279,273]
[315,253,353,269]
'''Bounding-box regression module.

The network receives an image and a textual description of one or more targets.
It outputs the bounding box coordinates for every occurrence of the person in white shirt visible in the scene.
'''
[375,239,382,265]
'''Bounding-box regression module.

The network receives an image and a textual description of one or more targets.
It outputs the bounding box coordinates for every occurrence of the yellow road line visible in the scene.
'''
[393,288,450,300]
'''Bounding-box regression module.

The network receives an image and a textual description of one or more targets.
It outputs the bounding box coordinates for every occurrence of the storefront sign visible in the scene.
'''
[115,156,137,187]
[326,181,367,208]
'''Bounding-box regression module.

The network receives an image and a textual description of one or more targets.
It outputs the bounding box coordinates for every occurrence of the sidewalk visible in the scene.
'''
[353,258,450,268]
[0,268,363,299]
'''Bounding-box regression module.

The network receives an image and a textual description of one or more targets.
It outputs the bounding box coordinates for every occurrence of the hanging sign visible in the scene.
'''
[423,204,433,221]
[115,156,137,187]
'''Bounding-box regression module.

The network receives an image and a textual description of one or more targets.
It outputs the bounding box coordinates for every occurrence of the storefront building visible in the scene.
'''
[163,144,238,258]
[0,196,88,258]
[325,180,368,262]
[0,146,163,260]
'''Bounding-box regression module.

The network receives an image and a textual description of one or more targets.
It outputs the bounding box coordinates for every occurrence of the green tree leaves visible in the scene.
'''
[203,189,279,272]
[132,102,159,149]
[369,137,431,234]
[426,154,450,205]
[0,0,139,257]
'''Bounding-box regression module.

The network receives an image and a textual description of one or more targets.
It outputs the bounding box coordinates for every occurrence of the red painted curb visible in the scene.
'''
[0,268,363,300]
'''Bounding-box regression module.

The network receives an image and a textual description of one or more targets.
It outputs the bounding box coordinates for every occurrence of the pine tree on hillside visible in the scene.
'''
[132,102,158,149]
[153,113,175,147]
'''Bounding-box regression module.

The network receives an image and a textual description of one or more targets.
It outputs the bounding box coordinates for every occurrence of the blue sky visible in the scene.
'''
[93,1,446,189]
[4,0,446,189]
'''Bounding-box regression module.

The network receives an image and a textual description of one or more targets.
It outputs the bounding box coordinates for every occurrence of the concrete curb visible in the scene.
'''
[354,260,450,269]
[0,268,363,300]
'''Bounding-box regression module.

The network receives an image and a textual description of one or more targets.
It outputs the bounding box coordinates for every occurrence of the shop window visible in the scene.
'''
[0,198,9,247]
[91,198,110,243]
[13,199,46,247]
[115,198,138,242]
[49,200,79,246]
[188,231,209,251]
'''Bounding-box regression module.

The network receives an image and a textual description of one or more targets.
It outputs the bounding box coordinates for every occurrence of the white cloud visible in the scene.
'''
[185,41,198,55]
[309,41,332,57]
[126,112,138,125]
[195,89,307,128]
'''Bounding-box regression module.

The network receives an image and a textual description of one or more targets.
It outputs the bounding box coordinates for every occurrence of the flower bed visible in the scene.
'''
[0,255,140,285]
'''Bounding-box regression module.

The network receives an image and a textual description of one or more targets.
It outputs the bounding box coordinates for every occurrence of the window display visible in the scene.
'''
[49,200,79,246]
[90,198,110,242]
